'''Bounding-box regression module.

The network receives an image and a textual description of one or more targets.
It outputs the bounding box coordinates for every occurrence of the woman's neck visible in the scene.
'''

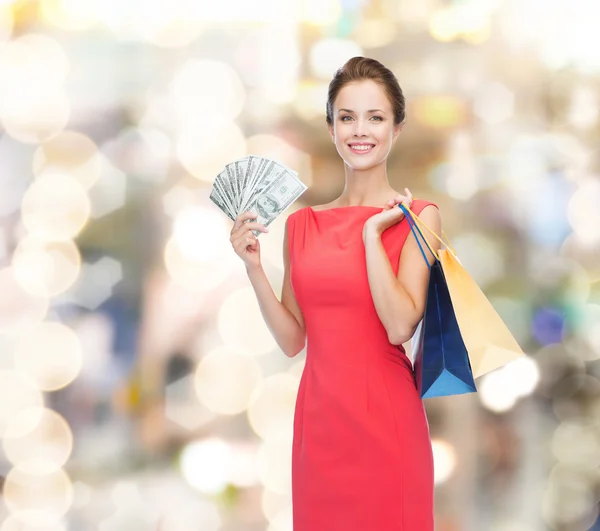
[336,163,397,207]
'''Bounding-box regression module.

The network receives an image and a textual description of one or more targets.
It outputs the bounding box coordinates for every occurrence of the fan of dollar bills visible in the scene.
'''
[210,155,307,233]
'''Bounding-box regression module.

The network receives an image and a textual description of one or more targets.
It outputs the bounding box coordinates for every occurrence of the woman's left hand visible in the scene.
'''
[362,188,413,242]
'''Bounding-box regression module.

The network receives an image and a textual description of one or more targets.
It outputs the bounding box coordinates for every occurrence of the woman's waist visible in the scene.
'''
[305,335,410,365]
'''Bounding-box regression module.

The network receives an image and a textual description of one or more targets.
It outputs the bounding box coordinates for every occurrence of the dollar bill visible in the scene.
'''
[213,172,236,219]
[239,155,268,213]
[210,186,235,221]
[231,157,249,213]
[244,169,307,236]
[242,158,295,214]
[211,156,306,228]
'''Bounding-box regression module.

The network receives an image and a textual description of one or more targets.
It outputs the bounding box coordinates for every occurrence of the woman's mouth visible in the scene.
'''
[348,143,375,155]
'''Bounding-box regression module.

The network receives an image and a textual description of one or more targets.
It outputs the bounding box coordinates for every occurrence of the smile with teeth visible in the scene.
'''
[349,144,375,154]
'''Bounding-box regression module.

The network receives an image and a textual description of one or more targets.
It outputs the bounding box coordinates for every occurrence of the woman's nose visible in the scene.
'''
[353,119,367,136]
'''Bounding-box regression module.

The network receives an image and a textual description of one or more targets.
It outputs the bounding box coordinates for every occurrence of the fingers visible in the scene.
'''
[233,221,268,235]
[233,232,258,253]
[230,221,269,242]
[232,211,259,232]
[387,189,412,208]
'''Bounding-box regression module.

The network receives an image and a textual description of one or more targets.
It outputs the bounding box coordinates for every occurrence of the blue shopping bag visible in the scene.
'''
[400,204,477,399]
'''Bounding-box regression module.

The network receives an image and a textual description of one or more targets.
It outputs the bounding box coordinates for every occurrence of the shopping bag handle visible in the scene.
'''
[399,203,437,269]
[399,202,457,259]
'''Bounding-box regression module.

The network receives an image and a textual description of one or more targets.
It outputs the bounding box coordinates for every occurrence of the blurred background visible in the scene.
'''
[0,0,598,529]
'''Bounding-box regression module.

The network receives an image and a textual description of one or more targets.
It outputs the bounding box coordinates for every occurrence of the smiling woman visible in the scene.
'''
[229,56,442,531]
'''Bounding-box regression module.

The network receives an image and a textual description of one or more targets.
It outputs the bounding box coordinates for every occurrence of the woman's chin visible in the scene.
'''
[342,156,385,172]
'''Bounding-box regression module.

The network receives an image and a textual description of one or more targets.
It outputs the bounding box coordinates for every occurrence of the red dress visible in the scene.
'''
[287,200,436,531]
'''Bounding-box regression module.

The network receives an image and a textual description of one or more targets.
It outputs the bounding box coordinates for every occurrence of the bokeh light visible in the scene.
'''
[130,0,205,48]
[473,82,514,124]
[567,178,600,246]
[479,369,518,413]
[431,439,457,484]
[163,235,236,292]
[0,4,13,43]
[542,464,597,527]
[309,39,363,80]
[169,59,246,124]
[32,131,101,190]
[246,135,313,188]
[0,35,70,143]
[3,467,74,520]
[21,172,91,242]
[292,80,329,121]
[247,374,299,441]
[353,19,397,49]
[256,439,293,494]
[11,237,81,297]
[0,370,44,437]
[412,96,467,129]
[176,122,246,183]
[551,422,600,471]
[173,206,230,263]
[194,346,263,414]
[218,287,277,355]
[12,322,83,391]
[261,488,292,525]
[0,512,67,531]
[179,438,232,495]
[40,0,97,31]
[0,268,49,336]
[531,307,566,346]
[3,407,73,474]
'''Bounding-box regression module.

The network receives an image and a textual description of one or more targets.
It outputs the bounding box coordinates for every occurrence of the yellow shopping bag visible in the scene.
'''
[405,206,525,378]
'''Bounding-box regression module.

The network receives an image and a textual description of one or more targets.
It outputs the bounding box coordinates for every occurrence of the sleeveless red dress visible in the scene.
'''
[286,199,437,531]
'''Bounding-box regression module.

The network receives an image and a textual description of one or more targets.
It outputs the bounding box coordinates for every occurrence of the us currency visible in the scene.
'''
[245,169,307,236]
[214,169,237,216]
[232,157,249,213]
[242,159,295,215]
[223,164,236,213]
[210,186,235,221]
[239,155,269,213]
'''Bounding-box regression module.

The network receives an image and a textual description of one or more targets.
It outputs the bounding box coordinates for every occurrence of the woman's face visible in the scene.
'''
[328,80,401,171]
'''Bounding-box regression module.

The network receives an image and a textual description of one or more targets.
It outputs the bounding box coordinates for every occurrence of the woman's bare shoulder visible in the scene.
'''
[309,201,338,212]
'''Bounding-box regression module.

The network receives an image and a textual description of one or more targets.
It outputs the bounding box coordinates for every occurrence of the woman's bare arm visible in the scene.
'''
[363,206,441,345]
[246,218,306,357]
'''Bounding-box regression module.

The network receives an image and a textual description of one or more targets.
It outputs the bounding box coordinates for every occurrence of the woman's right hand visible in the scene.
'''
[230,211,269,270]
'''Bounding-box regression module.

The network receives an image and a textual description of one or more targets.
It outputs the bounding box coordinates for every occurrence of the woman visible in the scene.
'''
[229,57,441,530]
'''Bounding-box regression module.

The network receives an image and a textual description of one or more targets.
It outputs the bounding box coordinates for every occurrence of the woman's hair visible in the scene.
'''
[326,57,406,126]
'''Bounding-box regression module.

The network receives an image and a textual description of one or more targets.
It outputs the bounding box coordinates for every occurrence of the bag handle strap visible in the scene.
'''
[401,200,457,259]
[399,204,436,269]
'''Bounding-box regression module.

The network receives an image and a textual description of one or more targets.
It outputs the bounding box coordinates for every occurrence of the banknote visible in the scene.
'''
[241,159,289,214]
[212,171,236,219]
[211,155,306,235]
[209,189,235,221]
[244,168,307,235]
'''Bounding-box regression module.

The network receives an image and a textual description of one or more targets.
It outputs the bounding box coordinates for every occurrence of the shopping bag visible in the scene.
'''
[402,205,477,399]
[403,205,525,378]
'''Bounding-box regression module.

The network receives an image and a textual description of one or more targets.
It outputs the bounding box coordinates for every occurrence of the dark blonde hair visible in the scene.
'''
[326,57,406,126]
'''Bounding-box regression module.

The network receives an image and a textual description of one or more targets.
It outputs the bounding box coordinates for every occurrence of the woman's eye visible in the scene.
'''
[371,116,383,121]
[341,116,352,121]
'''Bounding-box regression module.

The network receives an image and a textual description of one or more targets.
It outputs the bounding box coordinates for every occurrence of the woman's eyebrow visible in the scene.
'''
[338,108,386,113]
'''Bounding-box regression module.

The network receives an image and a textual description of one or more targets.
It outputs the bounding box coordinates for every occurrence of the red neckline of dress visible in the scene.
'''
[307,205,383,213]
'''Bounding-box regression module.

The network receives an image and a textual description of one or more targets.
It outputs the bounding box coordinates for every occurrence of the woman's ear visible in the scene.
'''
[392,122,404,142]
[327,123,335,143]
